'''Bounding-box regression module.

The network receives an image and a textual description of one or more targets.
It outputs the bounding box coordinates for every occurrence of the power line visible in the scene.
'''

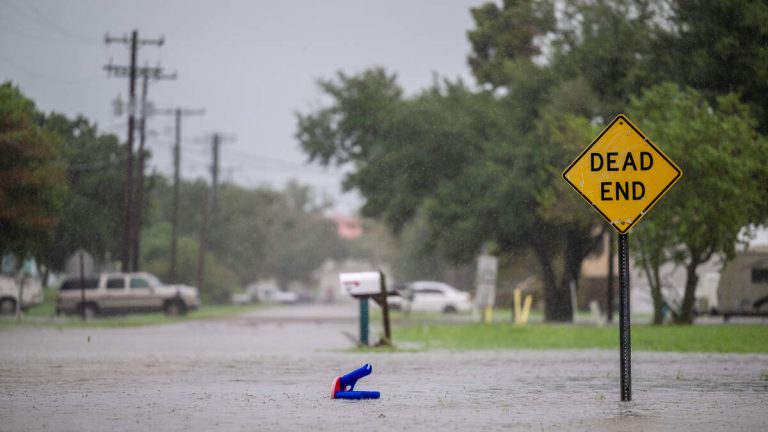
[20,1,95,43]
[0,21,87,46]
[0,52,102,85]
[1,0,97,46]
[218,147,347,175]
[225,148,312,166]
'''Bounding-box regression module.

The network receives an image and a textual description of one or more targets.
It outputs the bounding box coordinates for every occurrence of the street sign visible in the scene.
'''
[475,255,498,323]
[562,114,682,234]
[475,255,498,294]
[562,114,682,402]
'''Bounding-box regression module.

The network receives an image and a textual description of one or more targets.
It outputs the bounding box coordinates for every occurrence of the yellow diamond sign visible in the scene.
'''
[562,114,682,234]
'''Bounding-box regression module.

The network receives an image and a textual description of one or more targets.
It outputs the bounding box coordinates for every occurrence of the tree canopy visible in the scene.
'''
[1,81,351,303]
[0,83,65,261]
[144,177,348,302]
[297,68,606,320]
[39,113,125,273]
[296,0,768,322]
[630,83,768,323]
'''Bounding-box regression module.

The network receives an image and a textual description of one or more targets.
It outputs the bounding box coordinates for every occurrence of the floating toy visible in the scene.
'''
[331,363,380,400]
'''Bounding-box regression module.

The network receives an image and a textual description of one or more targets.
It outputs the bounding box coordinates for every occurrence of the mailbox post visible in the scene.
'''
[340,271,395,347]
[359,297,369,346]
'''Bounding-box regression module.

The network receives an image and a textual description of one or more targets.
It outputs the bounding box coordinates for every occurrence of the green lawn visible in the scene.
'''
[1,288,263,329]
[24,287,59,317]
[394,323,768,353]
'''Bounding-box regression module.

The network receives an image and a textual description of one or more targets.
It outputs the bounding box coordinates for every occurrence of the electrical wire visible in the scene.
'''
[0,0,98,46]
[0,21,76,46]
[0,51,103,84]
[224,147,334,173]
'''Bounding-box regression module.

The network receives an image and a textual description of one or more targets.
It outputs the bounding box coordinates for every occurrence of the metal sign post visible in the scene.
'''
[618,233,631,401]
[563,114,682,401]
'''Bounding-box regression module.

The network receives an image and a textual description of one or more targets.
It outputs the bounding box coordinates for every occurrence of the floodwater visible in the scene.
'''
[1,304,766,431]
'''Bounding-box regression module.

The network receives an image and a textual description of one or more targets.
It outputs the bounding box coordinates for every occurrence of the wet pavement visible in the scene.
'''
[1,304,767,431]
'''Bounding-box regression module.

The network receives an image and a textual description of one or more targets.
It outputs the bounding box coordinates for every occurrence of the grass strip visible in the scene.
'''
[394,322,768,353]
[1,303,262,329]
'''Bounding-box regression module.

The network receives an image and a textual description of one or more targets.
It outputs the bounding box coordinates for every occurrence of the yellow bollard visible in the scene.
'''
[513,288,522,324]
[483,306,493,323]
[520,294,532,325]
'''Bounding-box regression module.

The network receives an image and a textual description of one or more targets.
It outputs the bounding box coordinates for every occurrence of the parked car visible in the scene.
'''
[56,272,200,317]
[388,281,472,313]
[0,274,44,314]
[0,256,44,315]
[256,286,299,304]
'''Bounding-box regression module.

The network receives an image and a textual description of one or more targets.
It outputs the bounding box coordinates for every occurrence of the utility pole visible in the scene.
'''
[105,30,164,272]
[196,133,234,293]
[132,66,177,271]
[211,135,221,212]
[155,107,205,284]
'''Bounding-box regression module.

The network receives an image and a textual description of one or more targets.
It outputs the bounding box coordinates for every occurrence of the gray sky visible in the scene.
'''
[0,0,484,214]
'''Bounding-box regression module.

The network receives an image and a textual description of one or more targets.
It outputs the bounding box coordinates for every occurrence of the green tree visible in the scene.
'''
[144,177,346,295]
[297,0,768,321]
[260,181,345,286]
[297,68,605,321]
[299,70,506,235]
[630,83,768,324]
[0,83,65,261]
[658,0,768,133]
[467,0,555,88]
[559,1,664,112]
[469,0,662,117]
[39,113,125,273]
[388,209,472,286]
[425,106,603,320]
[207,183,280,284]
[141,222,239,304]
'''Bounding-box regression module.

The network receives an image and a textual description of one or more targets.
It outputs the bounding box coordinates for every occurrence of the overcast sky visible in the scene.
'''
[0,0,485,214]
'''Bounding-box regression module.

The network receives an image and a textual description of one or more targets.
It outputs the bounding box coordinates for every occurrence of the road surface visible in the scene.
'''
[1,303,767,431]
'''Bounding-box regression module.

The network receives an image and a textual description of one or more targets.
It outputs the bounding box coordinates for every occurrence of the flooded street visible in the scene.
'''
[1,304,767,431]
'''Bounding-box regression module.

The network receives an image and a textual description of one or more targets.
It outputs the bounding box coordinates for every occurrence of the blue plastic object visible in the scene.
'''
[331,364,380,400]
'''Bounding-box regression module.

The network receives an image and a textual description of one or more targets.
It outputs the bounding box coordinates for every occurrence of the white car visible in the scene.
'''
[256,286,299,304]
[393,281,472,313]
[0,256,44,314]
[0,274,43,314]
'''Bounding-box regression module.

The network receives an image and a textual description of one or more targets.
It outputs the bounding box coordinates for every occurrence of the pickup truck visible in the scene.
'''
[56,272,200,317]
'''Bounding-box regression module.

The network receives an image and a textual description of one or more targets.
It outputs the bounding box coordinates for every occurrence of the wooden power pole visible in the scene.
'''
[104,30,164,272]
[155,107,205,283]
[196,133,233,293]
[132,67,177,271]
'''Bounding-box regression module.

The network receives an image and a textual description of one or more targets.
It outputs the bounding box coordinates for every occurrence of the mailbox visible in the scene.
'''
[340,271,395,347]
[340,271,384,298]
